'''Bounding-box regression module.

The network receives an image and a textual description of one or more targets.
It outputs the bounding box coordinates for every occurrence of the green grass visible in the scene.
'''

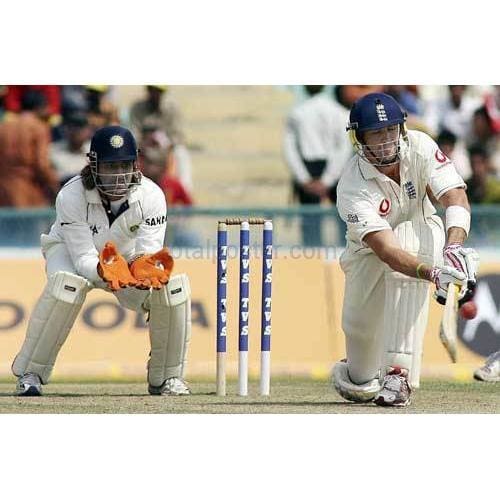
[0,378,498,414]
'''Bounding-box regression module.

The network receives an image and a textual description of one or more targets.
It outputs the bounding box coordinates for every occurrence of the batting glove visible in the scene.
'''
[443,244,479,305]
[431,265,467,306]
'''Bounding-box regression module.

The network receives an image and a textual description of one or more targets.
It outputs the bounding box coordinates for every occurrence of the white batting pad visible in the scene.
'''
[332,360,381,403]
[384,219,444,387]
[148,274,192,386]
[12,271,89,384]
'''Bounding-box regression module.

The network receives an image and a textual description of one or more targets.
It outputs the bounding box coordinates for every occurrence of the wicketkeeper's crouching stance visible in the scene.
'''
[12,125,191,397]
[333,93,479,407]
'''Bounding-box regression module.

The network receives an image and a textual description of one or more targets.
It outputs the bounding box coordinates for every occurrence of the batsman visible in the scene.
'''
[333,93,479,407]
[12,125,192,397]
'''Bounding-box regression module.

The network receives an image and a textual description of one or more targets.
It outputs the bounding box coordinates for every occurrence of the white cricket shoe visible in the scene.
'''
[474,351,500,382]
[374,367,411,408]
[15,373,43,397]
[148,377,191,396]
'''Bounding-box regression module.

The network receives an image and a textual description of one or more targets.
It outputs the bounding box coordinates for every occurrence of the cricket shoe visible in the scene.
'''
[15,373,43,397]
[374,367,411,408]
[473,351,500,382]
[148,377,191,396]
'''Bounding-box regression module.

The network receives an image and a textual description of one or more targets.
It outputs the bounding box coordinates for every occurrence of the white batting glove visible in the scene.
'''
[430,265,467,305]
[443,244,479,305]
[443,244,479,280]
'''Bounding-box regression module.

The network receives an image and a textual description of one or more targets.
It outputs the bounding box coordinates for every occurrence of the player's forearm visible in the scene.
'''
[446,227,467,245]
[378,246,424,279]
[439,188,470,244]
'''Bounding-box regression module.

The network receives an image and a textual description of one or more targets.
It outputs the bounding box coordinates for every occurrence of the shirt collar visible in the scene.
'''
[84,185,140,204]
[358,157,390,181]
[358,155,408,182]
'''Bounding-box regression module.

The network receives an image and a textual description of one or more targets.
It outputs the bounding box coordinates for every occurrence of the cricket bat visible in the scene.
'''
[439,283,459,363]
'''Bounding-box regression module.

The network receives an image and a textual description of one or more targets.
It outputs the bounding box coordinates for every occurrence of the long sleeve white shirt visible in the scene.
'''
[41,176,167,283]
[337,130,466,257]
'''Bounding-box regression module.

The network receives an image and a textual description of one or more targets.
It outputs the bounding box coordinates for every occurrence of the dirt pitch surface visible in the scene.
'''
[0,378,498,414]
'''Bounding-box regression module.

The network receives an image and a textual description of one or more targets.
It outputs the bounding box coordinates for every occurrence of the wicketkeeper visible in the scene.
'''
[333,93,479,407]
[12,125,192,397]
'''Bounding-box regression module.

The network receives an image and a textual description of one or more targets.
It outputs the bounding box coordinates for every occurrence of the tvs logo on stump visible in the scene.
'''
[458,274,500,356]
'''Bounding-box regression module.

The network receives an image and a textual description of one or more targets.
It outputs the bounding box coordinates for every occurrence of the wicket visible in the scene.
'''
[216,218,273,396]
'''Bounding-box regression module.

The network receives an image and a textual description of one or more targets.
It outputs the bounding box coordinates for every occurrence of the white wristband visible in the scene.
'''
[445,205,470,236]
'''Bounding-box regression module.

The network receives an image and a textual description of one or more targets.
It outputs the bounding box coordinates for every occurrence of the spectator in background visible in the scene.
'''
[303,85,325,96]
[466,144,500,203]
[0,86,6,121]
[425,85,481,140]
[142,147,193,206]
[130,86,184,143]
[484,85,500,133]
[386,85,433,133]
[0,90,59,207]
[283,85,352,246]
[141,145,200,247]
[333,85,385,112]
[86,85,120,130]
[286,85,331,103]
[437,129,471,180]
[140,124,193,196]
[386,85,422,116]
[129,86,193,193]
[468,106,500,176]
[4,85,62,141]
[50,113,92,186]
[4,85,61,125]
[60,85,89,119]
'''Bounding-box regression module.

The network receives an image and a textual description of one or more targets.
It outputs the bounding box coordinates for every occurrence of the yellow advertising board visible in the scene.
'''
[0,256,496,382]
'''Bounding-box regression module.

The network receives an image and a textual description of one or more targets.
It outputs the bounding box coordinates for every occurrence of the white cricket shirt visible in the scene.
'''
[41,176,167,282]
[337,130,465,255]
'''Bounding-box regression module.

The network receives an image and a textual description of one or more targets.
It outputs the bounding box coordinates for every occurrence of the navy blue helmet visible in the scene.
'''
[87,126,141,196]
[347,92,406,133]
[346,93,408,168]
[88,125,138,163]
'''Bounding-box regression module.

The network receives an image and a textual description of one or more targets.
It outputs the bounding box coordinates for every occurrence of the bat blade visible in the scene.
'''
[439,283,459,363]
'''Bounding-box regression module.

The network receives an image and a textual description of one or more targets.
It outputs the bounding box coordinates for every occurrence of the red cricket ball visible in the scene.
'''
[460,301,478,320]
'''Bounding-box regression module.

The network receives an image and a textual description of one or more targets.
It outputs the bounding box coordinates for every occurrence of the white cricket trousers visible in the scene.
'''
[339,216,445,386]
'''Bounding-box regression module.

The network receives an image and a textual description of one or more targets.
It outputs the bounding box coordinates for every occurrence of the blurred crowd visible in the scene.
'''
[284,85,500,203]
[0,85,194,210]
[283,85,500,244]
[0,85,499,218]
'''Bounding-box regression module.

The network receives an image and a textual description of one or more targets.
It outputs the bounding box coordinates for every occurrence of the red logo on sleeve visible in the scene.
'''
[435,149,448,163]
[379,198,391,216]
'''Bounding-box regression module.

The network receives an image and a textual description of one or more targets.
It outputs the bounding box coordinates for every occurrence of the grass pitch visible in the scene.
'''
[0,378,498,414]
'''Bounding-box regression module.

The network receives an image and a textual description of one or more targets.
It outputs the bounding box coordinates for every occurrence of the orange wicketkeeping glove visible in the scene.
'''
[129,248,174,289]
[98,242,139,291]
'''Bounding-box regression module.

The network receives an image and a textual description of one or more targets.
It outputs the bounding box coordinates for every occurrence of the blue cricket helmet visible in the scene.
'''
[88,125,138,163]
[87,125,141,196]
[347,92,406,133]
[346,93,408,168]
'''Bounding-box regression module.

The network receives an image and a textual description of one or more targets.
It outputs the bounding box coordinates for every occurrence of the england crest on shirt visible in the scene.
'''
[403,180,417,200]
